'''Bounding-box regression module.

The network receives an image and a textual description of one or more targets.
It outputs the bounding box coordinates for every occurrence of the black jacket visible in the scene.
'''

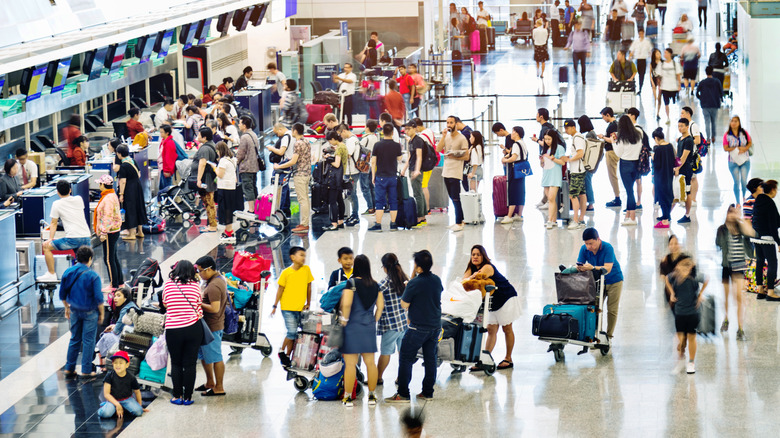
[0,174,21,204]
[752,194,780,244]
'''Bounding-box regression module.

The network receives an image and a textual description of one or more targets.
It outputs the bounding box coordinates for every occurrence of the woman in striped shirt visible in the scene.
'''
[162,260,204,405]
[716,205,755,340]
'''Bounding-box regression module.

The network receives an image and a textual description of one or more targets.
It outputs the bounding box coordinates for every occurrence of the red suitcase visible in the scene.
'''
[492,175,508,218]
[306,104,331,124]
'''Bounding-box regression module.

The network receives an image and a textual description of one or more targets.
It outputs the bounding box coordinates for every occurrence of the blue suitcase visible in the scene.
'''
[543,304,598,342]
[457,323,483,362]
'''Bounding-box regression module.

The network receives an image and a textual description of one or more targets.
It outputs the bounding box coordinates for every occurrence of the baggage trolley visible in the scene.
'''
[440,285,497,375]
[222,271,274,357]
[536,268,610,362]
[234,173,289,243]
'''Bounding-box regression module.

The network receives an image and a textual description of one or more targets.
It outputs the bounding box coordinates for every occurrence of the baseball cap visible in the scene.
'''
[563,119,576,128]
[110,351,130,363]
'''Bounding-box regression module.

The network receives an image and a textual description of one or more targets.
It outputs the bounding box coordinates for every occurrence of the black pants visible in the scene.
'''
[102,231,123,288]
[636,59,647,91]
[327,187,345,223]
[444,177,464,225]
[411,97,421,119]
[573,51,587,82]
[166,323,203,400]
[698,7,707,27]
[755,244,778,292]
[659,7,667,25]
[342,95,353,126]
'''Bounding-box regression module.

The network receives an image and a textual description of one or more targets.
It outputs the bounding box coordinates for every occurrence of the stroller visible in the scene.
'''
[158,176,202,228]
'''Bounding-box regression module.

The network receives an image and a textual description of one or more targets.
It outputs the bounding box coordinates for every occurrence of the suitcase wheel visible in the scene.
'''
[293,376,309,392]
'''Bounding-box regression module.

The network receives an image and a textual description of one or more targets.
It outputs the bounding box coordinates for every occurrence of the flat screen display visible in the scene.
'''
[156,29,174,59]
[0,74,5,97]
[108,42,127,74]
[180,23,196,50]
[137,36,154,63]
[26,64,48,102]
[89,46,108,80]
[196,18,212,45]
[51,58,72,93]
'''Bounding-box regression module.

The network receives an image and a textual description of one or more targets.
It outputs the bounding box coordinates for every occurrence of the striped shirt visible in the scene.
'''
[727,233,747,264]
[162,281,203,329]
[743,196,755,220]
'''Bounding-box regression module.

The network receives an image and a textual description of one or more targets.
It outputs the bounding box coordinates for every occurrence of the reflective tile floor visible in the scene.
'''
[3,2,779,437]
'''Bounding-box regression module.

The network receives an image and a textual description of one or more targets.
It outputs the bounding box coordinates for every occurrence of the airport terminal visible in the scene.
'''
[0,0,778,436]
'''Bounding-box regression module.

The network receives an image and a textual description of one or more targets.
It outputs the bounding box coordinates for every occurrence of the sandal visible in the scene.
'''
[497,360,514,370]
[201,389,226,397]
[195,384,209,392]
[469,366,483,372]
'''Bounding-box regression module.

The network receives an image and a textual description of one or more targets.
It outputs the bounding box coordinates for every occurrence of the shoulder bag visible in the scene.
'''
[512,142,533,178]
[174,283,215,346]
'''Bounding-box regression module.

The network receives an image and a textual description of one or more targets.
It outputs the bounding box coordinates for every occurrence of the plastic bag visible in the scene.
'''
[441,281,483,322]
[145,336,168,371]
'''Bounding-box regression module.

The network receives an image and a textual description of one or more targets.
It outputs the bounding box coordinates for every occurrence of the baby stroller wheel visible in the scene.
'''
[182,211,192,222]
[236,229,250,243]
[182,220,192,229]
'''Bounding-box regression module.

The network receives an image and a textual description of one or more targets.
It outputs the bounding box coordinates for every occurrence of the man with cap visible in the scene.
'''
[195,256,227,396]
[598,107,622,208]
[562,119,587,229]
[97,350,149,418]
[576,228,624,339]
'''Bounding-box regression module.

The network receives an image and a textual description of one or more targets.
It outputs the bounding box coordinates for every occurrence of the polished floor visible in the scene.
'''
[2,2,778,437]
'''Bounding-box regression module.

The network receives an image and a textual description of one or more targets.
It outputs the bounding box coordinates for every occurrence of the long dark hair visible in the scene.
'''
[381,253,408,296]
[728,115,747,138]
[542,129,561,156]
[650,48,663,71]
[470,131,485,162]
[616,115,640,144]
[113,286,132,311]
[169,260,198,283]
[466,244,491,274]
[352,254,375,287]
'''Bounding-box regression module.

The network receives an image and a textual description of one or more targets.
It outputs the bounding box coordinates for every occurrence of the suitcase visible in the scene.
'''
[119,332,154,359]
[240,308,258,344]
[486,27,496,49]
[397,176,410,200]
[291,333,320,371]
[606,91,637,114]
[492,175,509,218]
[558,66,569,84]
[543,304,598,342]
[557,178,571,223]
[478,28,488,53]
[457,323,483,362]
[428,167,449,209]
[138,360,167,384]
[621,21,635,40]
[127,356,141,376]
[311,182,328,215]
[306,104,331,125]
[460,191,485,224]
[645,20,658,37]
[532,313,579,339]
[697,295,716,336]
[452,50,463,73]
[396,197,417,229]
[255,193,273,221]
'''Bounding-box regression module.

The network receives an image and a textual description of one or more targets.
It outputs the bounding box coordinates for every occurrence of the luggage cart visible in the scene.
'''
[536,268,610,362]
[440,285,497,375]
[670,32,688,56]
[222,271,273,357]
[234,173,289,243]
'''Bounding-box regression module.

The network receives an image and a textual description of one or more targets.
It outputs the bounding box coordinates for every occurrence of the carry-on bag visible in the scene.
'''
[554,271,597,305]
[542,304,597,342]
[492,175,509,218]
[460,191,485,224]
[232,251,271,283]
[532,313,579,339]
[119,332,154,359]
[306,104,331,125]
[291,333,320,371]
[697,295,716,336]
[457,323,483,362]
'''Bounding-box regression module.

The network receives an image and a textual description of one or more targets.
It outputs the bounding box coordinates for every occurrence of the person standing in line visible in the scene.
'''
[716,205,754,340]
[698,0,708,28]
[321,132,347,232]
[116,144,148,241]
[604,116,642,226]
[562,120,588,229]
[193,256,227,397]
[563,0,577,33]
[500,126,528,223]
[565,20,592,84]
[465,131,485,192]
[386,250,443,403]
[680,107,702,205]
[416,118,437,214]
[267,123,294,217]
[275,123,311,234]
[667,255,708,375]
[359,120,380,215]
[696,66,723,145]
[402,121,427,227]
[209,141,243,244]
[530,108,557,209]
[532,19,550,78]
[743,178,763,221]
[158,125,177,194]
[235,116,260,213]
[674,118,695,224]
[652,128,676,229]
[629,29,653,94]
[656,48,682,124]
[723,116,752,204]
[407,64,427,118]
[368,124,403,232]
[751,180,780,301]
[191,128,219,233]
[598,107,622,208]
[376,253,409,386]
[394,66,417,120]
[93,175,123,289]
[437,116,469,232]
[577,116,598,212]
[60,246,104,379]
[476,1,491,28]
[576,228,624,339]
[384,80,406,128]
[37,181,92,282]
[337,124,361,226]
[625,107,650,211]
[541,129,566,230]
[332,63,357,126]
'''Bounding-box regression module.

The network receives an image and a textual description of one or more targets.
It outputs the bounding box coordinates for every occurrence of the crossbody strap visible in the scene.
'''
[174,283,201,318]
[63,269,89,301]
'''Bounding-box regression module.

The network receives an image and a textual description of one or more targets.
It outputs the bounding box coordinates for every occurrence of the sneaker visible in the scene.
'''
[677,216,692,224]
[537,202,549,210]
[416,220,428,227]
[389,222,399,231]
[636,204,643,210]
[220,233,236,244]
[416,393,433,401]
[500,217,514,224]
[686,361,695,374]
[449,224,464,232]
[292,226,309,234]
[654,221,670,229]
[345,218,359,227]
[384,393,410,403]
[690,201,697,207]
[368,224,382,232]
[545,221,555,230]
[736,329,746,341]
[586,205,595,212]
[362,209,375,215]
[322,225,339,232]
[278,352,291,367]
[535,201,546,208]
[342,397,354,407]
[368,393,377,406]
[567,221,580,230]
[621,219,637,226]
[514,216,524,222]
[37,272,58,282]
[720,320,729,333]
[606,199,622,208]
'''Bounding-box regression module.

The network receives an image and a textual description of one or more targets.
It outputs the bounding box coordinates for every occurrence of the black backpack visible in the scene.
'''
[234,105,257,131]
[127,258,163,289]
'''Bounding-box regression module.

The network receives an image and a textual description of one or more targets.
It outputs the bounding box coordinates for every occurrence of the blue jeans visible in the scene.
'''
[52,237,92,251]
[359,173,375,210]
[619,160,639,211]
[701,107,718,142]
[281,310,302,340]
[728,160,751,203]
[374,176,398,211]
[444,177,464,225]
[97,397,144,418]
[584,171,595,204]
[159,174,172,193]
[346,174,359,221]
[397,327,439,398]
[402,93,411,119]
[66,309,99,373]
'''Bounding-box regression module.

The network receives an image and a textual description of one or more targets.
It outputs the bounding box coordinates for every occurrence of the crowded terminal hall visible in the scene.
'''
[0,0,776,436]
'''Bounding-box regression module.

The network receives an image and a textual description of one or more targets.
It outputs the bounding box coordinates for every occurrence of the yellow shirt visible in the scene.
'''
[278,265,314,311]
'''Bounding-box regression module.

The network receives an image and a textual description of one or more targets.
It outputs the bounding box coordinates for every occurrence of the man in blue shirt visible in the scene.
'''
[386,250,443,403]
[60,246,105,379]
[576,227,623,339]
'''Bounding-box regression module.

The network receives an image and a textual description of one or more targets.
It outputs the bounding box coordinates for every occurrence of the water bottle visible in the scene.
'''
[120,209,126,221]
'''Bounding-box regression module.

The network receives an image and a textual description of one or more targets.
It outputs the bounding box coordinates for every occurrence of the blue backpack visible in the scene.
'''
[311,367,345,401]
[319,280,348,313]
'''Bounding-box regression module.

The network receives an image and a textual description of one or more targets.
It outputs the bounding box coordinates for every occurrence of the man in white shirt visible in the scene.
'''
[562,120,587,229]
[15,148,38,190]
[628,29,653,95]
[155,98,175,129]
[38,180,92,282]
[332,63,357,126]
[359,120,380,214]
[612,0,629,21]
[681,106,701,205]
[337,124,361,226]
[476,1,491,27]
[267,123,294,216]
[367,32,385,58]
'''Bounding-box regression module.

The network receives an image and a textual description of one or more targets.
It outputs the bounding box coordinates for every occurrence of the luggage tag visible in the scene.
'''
[322,313,332,326]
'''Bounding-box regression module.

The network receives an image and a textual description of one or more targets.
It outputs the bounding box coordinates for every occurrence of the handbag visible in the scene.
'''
[232,251,272,283]
[174,284,215,346]
[132,309,166,337]
[512,143,533,178]
[327,321,344,348]
[145,336,168,371]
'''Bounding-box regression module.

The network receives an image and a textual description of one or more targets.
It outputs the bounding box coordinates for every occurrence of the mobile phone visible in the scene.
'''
[576,262,584,266]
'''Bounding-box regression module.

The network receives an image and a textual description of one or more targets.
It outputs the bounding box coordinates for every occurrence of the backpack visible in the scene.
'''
[235,105,257,131]
[355,136,373,173]
[691,150,703,174]
[127,258,163,289]
[174,140,188,161]
[319,280,348,313]
[142,215,166,235]
[582,138,605,173]
[697,136,709,157]
[420,131,440,171]
[636,126,652,176]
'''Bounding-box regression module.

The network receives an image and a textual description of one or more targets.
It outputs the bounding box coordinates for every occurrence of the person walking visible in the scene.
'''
[680,37,702,97]
[696,66,723,145]
[605,9,622,60]
[667,255,708,375]
[698,0,708,28]
[60,246,104,379]
[532,19,549,77]
[751,180,780,301]
[438,116,469,232]
[652,128,676,229]
[716,205,754,340]
[93,175,123,289]
[723,115,752,204]
[708,43,729,86]
[629,29,653,94]
[162,260,204,405]
[376,253,409,386]
[565,20,592,84]
[576,228,624,339]
[194,256,227,397]
[500,126,528,223]
[116,144,148,241]
[657,0,668,25]
[656,48,682,124]
[649,49,664,120]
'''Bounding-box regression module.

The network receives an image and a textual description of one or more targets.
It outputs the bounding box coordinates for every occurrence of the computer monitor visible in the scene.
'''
[155,29,174,59]
[216,12,234,33]
[232,8,251,32]
[83,46,108,80]
[106,42,127,74]
[249,4,268,26]
[195,18,213,45]
[47,58,72,93]
[0,74,6,97]
[25,64,48,102]
[136,36,154,64]
[179,23,196,50]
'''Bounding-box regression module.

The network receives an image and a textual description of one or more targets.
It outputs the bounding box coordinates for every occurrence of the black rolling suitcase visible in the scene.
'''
[486,27,496,49]
[478,28,488,53]
[452,50,463,73]
[119,332,154,359]
[557,177,571,224]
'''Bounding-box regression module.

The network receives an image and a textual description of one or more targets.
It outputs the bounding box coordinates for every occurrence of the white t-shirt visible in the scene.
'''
[51,196,91,238]
[532,27,549,46]
[222,124,240,147]
[217,157,238,190]
[510,140,528,162]
[155,107,172,128]
[613,1,629,17]
[469,145,483,166]
[361,133,379,152]
[344,135,360,175]
[629,38,653,60]
[567,134,587,174]
[657,60,682,91]
[16,159,38,187]
[280,132,294,160]
[477,8,490,26]
[337,72,357,96]
[689,121,701,142]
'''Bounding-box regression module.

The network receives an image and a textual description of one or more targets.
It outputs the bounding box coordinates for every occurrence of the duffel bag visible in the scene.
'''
[532,313,579,339]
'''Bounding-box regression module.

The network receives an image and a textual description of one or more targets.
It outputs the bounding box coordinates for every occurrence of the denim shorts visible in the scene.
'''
[380,329,406,355]
[198,329,224,364]
[52,237,92,251]
[281,310,302,340]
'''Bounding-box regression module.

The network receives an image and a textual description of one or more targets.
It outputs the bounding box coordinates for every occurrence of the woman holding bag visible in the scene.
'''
[162,260,204,406]
[723,115,752,204]
[116,144,148,241]
[500,126,529,224]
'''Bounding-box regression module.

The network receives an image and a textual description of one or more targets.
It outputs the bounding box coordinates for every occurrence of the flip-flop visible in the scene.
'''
[497,360,514,370]
[198,227,218,233]
[469,366,483,372]
[194,384,209,392]
[201,389,226,397]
